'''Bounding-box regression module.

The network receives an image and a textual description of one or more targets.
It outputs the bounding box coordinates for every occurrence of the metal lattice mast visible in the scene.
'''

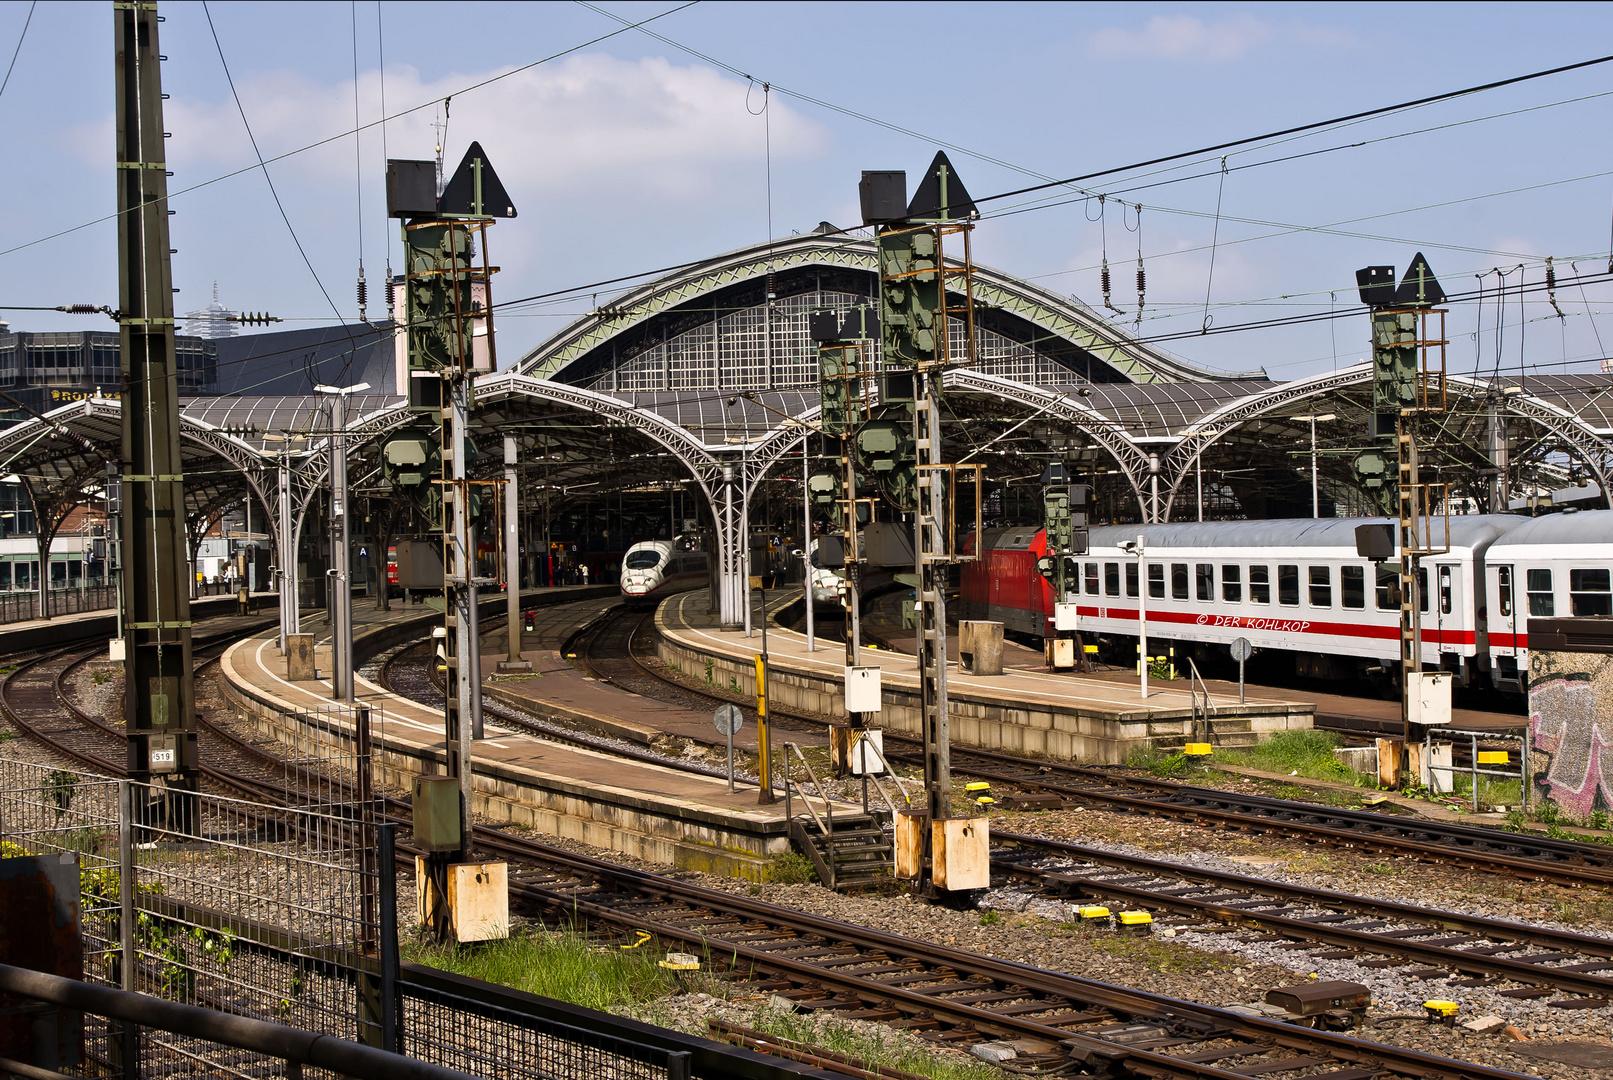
[116,1,198,816]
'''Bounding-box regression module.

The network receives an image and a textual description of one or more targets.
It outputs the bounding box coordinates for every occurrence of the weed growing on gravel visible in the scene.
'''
[732,1003,1001,1080]
[978,910,1001,926]
[1073,926,1237,975]
[405,926,681,1012]
[767,851,819,885]
[1215,731,1374,787]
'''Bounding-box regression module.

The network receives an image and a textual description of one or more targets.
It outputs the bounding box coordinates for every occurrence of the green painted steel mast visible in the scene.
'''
[116,1,198,819]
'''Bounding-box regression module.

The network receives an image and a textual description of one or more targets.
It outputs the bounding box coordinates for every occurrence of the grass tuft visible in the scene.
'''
[405,925,681,1012]
[1214,730,1374,787]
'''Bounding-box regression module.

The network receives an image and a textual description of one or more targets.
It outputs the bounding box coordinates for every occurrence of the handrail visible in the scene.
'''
[783,742,836,888]
[852,733,914,808]
[1186,657,1214,744]
[0,963,479,1080]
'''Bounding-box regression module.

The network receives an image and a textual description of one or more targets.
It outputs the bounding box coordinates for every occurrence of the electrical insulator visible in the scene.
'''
[357,268,369,322]
[1546,255,1564,319]
[1100,260,1112,308]
[766,271,777,302]
[1136,262,1146,307]
[58,304,101,315]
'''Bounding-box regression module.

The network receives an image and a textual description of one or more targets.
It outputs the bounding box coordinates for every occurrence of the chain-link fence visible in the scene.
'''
[0,757,787,1080]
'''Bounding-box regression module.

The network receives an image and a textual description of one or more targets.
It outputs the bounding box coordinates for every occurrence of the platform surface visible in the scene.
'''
[851,592,1523,734]
[664,590,1311,722]
[221,587,815,827]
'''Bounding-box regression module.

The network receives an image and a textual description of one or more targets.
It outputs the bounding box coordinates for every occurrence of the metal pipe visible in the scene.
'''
[1136,537,1148,699]
[504,436,523,667]
[802,433,814,653]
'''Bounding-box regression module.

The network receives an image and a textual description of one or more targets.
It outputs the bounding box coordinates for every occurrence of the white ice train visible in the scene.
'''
[976,511,1612,692]
[620,536,709,607]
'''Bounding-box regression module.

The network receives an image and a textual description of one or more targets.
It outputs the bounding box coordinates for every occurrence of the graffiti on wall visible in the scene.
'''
[1528,650,1613,821]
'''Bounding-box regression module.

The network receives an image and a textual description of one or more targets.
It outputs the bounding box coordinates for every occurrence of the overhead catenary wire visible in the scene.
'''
[201,0,356,389]
[0,0,35,104]
[0,0,701,264]
[352,0,367,325]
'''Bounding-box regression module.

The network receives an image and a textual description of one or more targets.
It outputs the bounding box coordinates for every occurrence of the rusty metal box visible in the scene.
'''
[412,775,462,852]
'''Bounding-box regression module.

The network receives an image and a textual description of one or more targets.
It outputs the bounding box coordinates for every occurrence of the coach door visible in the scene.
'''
[1434,564,1458,654]
[1491,564,1517,654]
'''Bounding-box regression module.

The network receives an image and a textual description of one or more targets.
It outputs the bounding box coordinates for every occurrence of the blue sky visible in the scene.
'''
[3,1,1611,382]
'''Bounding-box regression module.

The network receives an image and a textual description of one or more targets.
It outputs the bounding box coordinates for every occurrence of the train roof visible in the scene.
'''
[1086,515,1526,552]
[1487,509,1613,550]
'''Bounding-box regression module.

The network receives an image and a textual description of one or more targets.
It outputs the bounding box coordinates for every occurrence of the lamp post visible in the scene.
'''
[1292,413,1336,518]
[314,381,370,702]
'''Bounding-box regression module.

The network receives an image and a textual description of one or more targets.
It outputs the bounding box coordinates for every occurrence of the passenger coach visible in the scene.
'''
[962,511,1613,691]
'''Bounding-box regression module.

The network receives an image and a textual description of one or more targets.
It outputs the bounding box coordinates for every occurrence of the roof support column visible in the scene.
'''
[715,465,744,627]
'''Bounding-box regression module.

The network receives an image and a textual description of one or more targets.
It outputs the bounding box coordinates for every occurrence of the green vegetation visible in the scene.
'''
[702,1003,1001,1080]
[766,851,819,885]
[406,926,683,1012]
[1214,730,1374,787]
[1068,922,1237,975]
[1124,745,1201,779]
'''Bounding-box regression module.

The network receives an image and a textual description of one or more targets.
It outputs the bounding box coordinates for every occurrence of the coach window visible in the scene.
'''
[1148,563,1165,599]
[1249,565,1270,604]
[1439,566,1453,615]
[1497,566,1513,617]
[1085,562,1100,595]
[1527,569,1554,616]
[1571,568,1612,616]
[1308,566,1332,607]
[1222,564,1242,602]
[1171,563,1189,600]
[1278,564,1300,606]
[1342,565,1365,609]
[1376,567,1398,609]
[1126,563,1139,597]
[1106,562,1121,596]
[1418,566,1429,613]
[1196,563,1214,601]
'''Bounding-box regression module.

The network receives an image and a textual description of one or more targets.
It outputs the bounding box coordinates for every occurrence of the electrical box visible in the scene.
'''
[894,811,925,880]
[1354,523,1395,561]
[394,540,445,590]
[386,159,438,218]
[859,170,906,225]
[845,666,882,713]
[1053,602,1079,632]
[108,638,125,662]
[447,862,509,942]
[859,522,914,568]
[412,775,462,852]
[1409,672,1453,727]
[933,816,990,891]
[851,728,884,776]
[1051,638,1076,670]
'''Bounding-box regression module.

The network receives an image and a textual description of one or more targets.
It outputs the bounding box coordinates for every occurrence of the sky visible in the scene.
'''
[2,1,1612,384]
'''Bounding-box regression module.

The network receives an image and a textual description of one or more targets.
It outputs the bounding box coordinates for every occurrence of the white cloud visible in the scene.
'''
[1088,13,1350,63]
[70,53,828,201]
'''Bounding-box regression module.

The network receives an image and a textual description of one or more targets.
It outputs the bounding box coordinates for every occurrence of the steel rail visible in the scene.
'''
[448,819,1533,1080]
[995,830,1613,999]
[556,599,1612,881]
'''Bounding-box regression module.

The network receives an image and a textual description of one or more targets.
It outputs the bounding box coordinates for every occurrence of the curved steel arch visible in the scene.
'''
[515,233,1240,385]
[737,369,1153,516]
[1156,364,1613,519]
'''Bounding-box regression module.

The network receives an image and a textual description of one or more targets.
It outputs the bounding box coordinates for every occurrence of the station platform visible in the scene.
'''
[218,584,839,879]
[659,590,1316,764]
[0,590,278,654]
[851,592,1523,740]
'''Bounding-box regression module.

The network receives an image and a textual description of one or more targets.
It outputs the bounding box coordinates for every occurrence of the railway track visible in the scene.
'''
[0,611,1543,1077]
[551,603,1613,888]
[0,617,333,808]
[444,817,1537,1080]
[992,831,1613,1005]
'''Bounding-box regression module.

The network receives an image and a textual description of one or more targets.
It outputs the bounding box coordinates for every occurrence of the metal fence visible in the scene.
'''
[0,584,117,625]
[0,757,818,1080]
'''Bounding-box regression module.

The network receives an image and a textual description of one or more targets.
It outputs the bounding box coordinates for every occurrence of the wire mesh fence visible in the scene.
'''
[0,757,376,1078]
[0,584,118,625]
[0,756,706,1080]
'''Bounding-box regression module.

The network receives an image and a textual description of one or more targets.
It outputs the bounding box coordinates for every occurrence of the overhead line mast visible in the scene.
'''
[116,1,199,826]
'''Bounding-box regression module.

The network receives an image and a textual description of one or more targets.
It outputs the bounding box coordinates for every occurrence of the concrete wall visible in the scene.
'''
[1528,640,1613,824]
[658,634,1312,765]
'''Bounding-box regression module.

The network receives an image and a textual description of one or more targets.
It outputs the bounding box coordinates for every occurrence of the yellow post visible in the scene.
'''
[754,653,774,804]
